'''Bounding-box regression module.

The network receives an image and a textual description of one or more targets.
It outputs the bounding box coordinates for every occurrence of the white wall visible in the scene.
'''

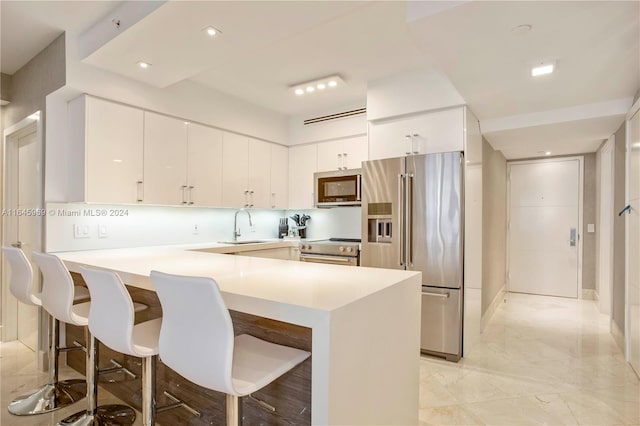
[286,207,361,240]
[367,67,465,122]
[288,101,367,145]
[45,203,286,252]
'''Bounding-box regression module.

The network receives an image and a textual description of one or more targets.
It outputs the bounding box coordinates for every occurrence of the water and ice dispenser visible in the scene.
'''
[366,202,393,244]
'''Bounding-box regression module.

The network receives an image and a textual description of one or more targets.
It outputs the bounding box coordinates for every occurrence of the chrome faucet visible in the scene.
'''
[233,208,253,241]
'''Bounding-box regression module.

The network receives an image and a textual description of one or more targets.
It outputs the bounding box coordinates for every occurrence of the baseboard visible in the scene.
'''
[611,319,625,354]
[582,289,598,300]
[481,285,505,331]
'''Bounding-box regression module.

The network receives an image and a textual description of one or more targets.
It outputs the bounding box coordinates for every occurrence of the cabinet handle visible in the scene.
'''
[181,185,188,204]
[337,153,342,170]
[412,133,419,155]
[188,186,194,205]
[405,135,412,156]
[137,181,144,202]
[271,192,276,209]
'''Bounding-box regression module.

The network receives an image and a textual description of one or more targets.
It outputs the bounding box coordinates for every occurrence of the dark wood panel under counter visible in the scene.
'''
[66,272,311,425]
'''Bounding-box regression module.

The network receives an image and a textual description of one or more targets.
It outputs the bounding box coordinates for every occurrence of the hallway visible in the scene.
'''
[420,292,640,425]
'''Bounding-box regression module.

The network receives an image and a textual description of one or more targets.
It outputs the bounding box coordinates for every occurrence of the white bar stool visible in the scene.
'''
[150,270,311,425]
[78,267,200,426]
[32,252,136,426]
[2,246,86,416]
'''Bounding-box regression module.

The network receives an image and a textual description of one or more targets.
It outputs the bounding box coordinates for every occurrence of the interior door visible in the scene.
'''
[508,159,581,298]
[627,107,640,376]
[2,128,40,350]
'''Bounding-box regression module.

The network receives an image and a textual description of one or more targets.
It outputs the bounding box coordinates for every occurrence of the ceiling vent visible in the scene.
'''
[303,108,366,125]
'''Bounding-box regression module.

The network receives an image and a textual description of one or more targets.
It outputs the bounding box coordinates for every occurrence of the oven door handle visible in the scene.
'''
[300,254,354,264]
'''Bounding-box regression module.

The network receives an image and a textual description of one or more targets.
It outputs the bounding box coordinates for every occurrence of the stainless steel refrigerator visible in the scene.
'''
[361,152,463,361]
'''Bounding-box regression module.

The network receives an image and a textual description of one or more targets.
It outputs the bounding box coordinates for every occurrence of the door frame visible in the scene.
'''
[625,98,640,363]
[598,136,615,315]
[1,111,44,345]
[506,156,584,298]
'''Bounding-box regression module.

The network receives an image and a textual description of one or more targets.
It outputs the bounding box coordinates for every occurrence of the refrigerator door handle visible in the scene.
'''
[406,173,414,267]
[398,173,405,267]
[421,290,450,299]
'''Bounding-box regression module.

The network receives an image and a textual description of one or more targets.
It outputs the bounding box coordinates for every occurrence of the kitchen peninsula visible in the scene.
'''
[55,242,421,425]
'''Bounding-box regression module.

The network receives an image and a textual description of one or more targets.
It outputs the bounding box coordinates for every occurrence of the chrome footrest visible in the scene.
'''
[157,391,201,417]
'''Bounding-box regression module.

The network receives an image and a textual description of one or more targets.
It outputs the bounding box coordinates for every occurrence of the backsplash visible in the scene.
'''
[45,203,361,252]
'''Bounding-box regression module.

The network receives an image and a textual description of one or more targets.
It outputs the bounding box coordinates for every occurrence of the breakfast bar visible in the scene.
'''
[55,244,421,425]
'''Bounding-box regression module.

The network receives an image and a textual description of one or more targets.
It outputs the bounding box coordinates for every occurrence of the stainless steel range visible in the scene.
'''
[299,238,360,266]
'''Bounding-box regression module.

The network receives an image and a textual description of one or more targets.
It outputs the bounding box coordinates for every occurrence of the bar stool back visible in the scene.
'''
[80,267,199,426]
[2,247,86,416]
[32,252,136,426]
[151,270,310,425]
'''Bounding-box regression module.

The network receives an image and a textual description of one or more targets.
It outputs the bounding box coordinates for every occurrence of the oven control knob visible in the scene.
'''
[301,244,308,250]
[346,247,353,253]
[307,245,311,250]
[339,246,345,252]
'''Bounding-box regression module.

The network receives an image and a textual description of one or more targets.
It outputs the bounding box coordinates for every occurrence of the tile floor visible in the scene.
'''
[419,293,640,425]
[1,292,638,425]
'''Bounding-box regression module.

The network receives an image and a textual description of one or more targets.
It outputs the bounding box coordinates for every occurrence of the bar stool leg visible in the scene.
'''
[7,315,86,415]
[58,331,136,426]
[142,356,156,426]
[226,394,242,426]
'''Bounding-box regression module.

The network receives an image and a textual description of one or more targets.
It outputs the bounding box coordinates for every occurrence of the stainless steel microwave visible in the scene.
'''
[314,169,362,207]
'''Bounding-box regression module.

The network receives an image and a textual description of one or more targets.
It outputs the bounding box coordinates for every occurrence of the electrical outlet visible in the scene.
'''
[73,224,90,239]
[192,224,199,235]
[98,225,108,238]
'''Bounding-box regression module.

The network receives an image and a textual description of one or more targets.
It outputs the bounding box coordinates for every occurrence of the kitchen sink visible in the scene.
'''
[217,240,269,245]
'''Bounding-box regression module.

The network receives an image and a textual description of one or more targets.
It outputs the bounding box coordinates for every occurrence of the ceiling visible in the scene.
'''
[1,1,638,159]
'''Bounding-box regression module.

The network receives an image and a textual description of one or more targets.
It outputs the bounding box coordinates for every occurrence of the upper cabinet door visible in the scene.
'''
[85,97,144,203]
[270,144,289,209]
[289,144,317,209]
[368,107,464,160]
[248,138,272,208]
[143,112,188,205]
[222,132,250,208]
[342,135,368,169]
[187,123,223,207]
[316,140,344,172]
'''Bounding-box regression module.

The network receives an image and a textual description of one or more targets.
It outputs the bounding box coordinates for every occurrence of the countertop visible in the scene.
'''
[55,241,418,317]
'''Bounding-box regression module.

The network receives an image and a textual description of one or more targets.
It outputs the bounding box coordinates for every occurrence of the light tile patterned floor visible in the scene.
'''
[1,292,638,425]
[419,292,640,425]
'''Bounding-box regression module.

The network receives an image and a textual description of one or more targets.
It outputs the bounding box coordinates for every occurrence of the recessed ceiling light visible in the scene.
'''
[532,62,555,77]
[290,74,345,96]
[545,151,551,156]
[137,61,151,69]
[203,26,221,37]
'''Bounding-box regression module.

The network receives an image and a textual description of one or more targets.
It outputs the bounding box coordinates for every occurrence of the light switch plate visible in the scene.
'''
[73,224,90,239]
[587,223,595,233]
[98,225,108,238]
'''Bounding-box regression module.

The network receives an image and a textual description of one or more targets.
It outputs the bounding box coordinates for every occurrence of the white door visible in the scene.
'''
[598,137,614,315]
[343,135,368,170]
[627,106,640,376]
[270,144,288,209]
[221,132,249,208]
[2,127,40,350]
[508,159,581,298]
[143,112,188,205]
[248,138,271,208]
[316,140,343,172]
[288,144,317,209]
[187,123,223,207]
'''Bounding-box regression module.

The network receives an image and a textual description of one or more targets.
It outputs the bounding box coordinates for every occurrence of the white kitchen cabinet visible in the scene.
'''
[222,134,275,208]
[222,132,250,208]
[289,144,317,209]
[248,138,271,208]
[187,123,223,206]
[143,112,188,205]
[368,107,464,160]
[316,136,368,172]
[72,96,144,204]
[270,144,289,209]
